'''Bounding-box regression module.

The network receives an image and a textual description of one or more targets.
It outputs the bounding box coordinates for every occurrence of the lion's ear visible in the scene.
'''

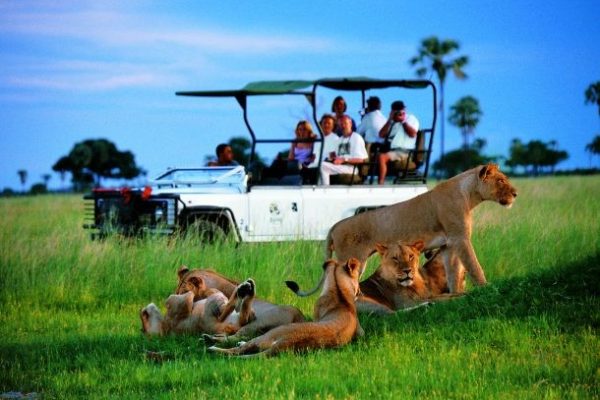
[478,163,498,180]
[375,243,388,255]
[411,240,425,252]
[344,258,361,277]
[188,276,204,289]
[177,265,190,280]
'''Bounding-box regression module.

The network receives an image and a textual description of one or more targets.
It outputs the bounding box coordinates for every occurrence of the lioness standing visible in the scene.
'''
[287,164,517,295]
[208,258,362,357]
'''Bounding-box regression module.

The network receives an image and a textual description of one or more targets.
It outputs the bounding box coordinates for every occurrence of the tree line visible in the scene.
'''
[411,37,599,177]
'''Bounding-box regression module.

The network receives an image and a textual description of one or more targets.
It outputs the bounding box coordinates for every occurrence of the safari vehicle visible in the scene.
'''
[84,77,437,242]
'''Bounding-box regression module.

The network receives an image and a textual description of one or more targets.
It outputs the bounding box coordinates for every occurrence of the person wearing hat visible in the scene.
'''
[377,100,420,184]
[357,96,387,156]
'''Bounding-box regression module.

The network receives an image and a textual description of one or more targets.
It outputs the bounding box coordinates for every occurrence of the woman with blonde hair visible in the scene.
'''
[288,120,316,166]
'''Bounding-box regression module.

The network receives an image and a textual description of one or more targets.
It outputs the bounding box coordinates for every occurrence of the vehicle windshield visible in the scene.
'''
[152,166,246,185]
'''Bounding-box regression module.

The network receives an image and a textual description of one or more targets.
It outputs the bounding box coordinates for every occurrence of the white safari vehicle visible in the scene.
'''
[84,77,437,242]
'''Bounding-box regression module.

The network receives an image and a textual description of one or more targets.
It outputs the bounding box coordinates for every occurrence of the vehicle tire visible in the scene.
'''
[183,216,229,243]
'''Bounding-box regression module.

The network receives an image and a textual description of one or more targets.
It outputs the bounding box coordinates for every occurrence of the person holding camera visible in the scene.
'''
[357,96,387,156]
[377,100,420,184]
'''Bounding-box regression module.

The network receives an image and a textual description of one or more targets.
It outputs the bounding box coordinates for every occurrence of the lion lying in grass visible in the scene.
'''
[287,164,517,296]
[175,266,305,339]
[140,278,257,336]
[207,258,362,357]
[357,241,464,315]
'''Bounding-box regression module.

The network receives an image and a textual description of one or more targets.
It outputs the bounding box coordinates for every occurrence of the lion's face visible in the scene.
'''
[376,242,423,288]
[141,292,196,336]
[176,266,210,299]
[342,258,362,298]
[478,164,518,208]
[140,303,164,336]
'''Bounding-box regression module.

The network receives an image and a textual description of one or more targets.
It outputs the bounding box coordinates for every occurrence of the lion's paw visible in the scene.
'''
[237,278,256,298]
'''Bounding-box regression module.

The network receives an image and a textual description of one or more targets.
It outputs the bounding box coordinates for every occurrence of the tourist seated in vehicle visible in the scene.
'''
[377,101,420,184]
[303,114,340,184]
[207,143,240,167]
[308,114,340,166]
[331,96,357,136]
[319,115,369,185]
[288,120,316,167]
[357,96,387,156]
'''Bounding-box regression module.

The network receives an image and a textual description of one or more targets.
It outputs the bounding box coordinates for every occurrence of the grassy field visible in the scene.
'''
[1,176,599,399]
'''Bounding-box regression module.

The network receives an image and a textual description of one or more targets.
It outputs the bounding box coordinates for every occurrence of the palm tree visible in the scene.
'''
[410,36,468,162]
[17,169,27,193]
[448,96,482,148]
[585,135,600,167]
[584,81,600,116]
[42,174,51,189]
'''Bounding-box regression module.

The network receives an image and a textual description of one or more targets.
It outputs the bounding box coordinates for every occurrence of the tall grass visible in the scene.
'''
[1,176,598,399]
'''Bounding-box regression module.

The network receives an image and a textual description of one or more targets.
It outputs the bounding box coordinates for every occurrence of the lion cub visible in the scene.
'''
[208,258,362,357]
[140,278,256,336]
[356,241,464,315]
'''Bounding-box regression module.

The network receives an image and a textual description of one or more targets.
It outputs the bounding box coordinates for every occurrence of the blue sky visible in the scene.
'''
[1,0,599,190]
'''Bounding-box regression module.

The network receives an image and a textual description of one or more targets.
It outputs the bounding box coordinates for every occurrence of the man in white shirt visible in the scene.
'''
[320,115,369,185]
[308,114,340,168]
[377,101,420,184]
[357,96,387,155]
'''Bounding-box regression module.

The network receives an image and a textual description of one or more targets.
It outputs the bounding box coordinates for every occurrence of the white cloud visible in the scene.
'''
[7,72,164,91]
[0,3,336,92]
[0,4,333,54]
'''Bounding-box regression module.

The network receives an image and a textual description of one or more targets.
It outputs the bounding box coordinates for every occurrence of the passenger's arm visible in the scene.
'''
[379,119,393,138]
[402,121,418,138]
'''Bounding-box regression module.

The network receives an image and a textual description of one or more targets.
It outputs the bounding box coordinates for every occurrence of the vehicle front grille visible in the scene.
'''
[83,191,178,238]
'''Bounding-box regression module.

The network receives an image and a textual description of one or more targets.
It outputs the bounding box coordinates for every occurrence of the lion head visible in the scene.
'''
[176,266,209,297]
[140,291,197,337]
[375,241,425,288]
[175,266,237,300]
[478,164,518,208]
[140,303,165,336]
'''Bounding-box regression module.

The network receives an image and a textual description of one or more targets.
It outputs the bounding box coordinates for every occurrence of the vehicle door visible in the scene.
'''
[246,187,303,239]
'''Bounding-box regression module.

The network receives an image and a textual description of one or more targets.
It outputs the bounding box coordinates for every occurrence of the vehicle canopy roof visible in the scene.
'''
[177,76,436,130]
[177,77,433,99]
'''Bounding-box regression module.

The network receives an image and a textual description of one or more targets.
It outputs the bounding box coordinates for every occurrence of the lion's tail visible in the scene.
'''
[284,228,335,298]
[285,271,326,297]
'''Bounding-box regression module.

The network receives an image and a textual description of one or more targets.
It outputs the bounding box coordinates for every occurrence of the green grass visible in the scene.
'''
[1,176,599,399]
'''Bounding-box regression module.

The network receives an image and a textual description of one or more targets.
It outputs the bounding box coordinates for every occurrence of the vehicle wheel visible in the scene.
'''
[184,217,229,243]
